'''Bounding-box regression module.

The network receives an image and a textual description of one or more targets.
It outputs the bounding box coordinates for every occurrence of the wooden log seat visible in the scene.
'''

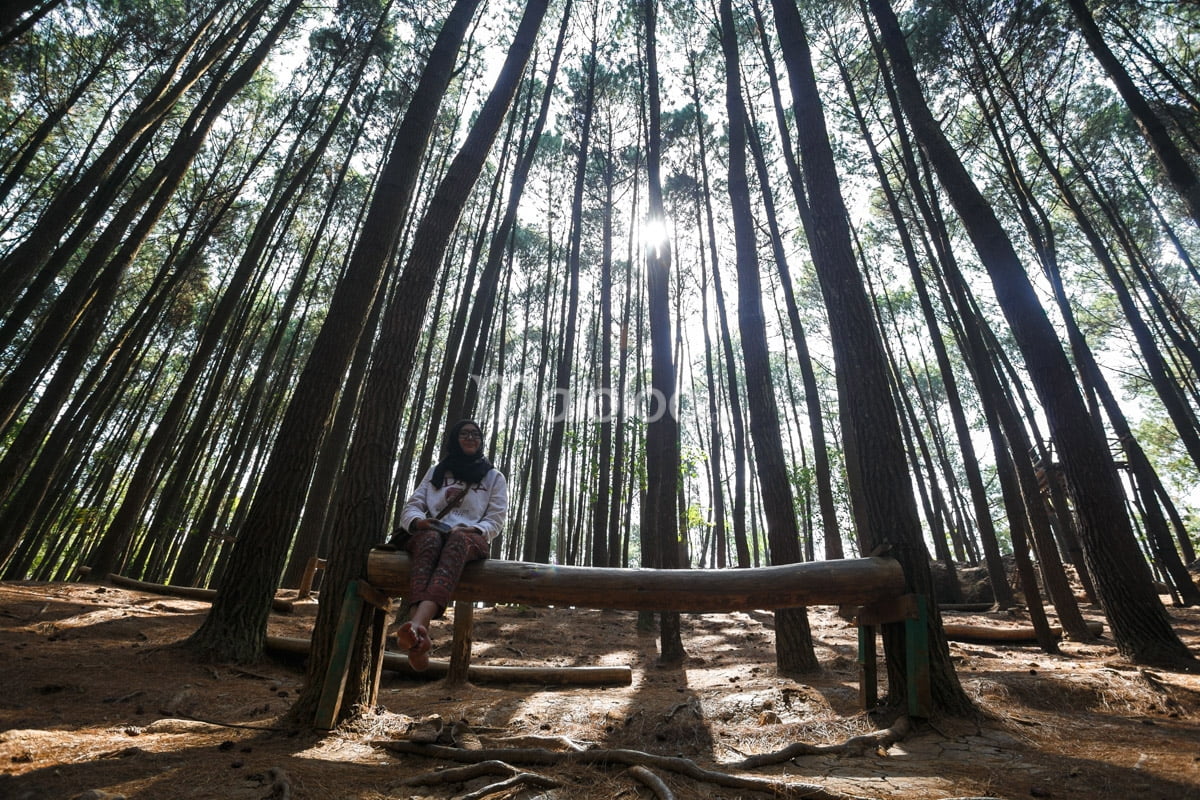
[315,548,928,729]
[366,549,907,610]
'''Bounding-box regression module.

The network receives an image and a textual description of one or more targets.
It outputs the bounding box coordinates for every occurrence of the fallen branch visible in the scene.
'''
[140,716,288,734]
[460,771,559,799]
[373,740,872,800]
[398,759,511,785]
[106,573,294,613]
[737,716,912,768]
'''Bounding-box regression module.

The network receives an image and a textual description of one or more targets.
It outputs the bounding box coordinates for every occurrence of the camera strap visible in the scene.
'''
[434,481,479,521]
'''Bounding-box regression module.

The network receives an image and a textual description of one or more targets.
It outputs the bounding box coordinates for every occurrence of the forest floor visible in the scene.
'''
[1,578,1199,800]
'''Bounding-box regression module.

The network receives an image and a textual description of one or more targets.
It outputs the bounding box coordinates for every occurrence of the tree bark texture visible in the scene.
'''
[868,0,1194,668]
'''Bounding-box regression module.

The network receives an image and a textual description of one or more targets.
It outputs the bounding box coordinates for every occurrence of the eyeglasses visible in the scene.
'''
[458,431,482,440]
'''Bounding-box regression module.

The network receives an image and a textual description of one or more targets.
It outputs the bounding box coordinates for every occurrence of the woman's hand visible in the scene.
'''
[411,518,432,531]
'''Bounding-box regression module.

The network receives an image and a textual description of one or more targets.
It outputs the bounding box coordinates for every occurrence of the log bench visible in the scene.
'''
[315,547,930,729]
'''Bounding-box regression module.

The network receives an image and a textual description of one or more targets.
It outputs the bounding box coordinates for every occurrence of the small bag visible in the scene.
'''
[383,483,474,549]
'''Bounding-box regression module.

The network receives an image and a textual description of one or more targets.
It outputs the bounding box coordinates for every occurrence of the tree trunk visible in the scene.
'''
[642,0,684,665]
[183,0,484,664]
[592,120,616,568]
[748,0,841,560]
[868,0,1194,668]
[833,34,1011,604]
[535,9,592,565]
[719,0,817,676]
[687,55,750,569]
[770,0,973,712]
[286,0,550,725]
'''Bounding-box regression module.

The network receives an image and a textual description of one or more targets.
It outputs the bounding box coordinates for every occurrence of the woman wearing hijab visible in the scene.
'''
[392,419,508,670]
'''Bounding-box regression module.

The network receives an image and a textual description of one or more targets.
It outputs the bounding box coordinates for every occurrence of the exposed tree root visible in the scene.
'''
[738,716,912,768]
[374,739,873,799]
[373,716,1009,799]
[264,766,292,800]
[627,764,676,799]
[396,759,560,798]
[481,733,588,751]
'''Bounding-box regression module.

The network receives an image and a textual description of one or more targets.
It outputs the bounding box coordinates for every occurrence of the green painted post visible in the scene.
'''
[905,594,931,718]
[315,580,366,729]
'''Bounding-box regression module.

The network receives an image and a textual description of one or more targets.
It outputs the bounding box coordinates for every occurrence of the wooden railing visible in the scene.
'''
[315,548,929,729]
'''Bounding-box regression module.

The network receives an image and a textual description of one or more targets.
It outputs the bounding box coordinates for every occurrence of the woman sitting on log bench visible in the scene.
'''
[388,419,508,670]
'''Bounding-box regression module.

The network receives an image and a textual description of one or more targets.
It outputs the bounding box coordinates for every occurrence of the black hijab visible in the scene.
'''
[431,419,494,488]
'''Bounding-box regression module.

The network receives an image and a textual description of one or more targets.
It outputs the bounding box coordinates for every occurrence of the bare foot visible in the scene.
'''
[408,625,432,672]
[394,621,419,651]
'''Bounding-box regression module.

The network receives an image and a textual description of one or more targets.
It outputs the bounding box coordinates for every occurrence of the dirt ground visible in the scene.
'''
[1,580,1199,800]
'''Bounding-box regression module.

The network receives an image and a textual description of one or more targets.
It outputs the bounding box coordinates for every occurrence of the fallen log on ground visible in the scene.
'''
[107,573,295,612]
[939,603,998,612]
[265,635,631,686]
[943,620,1104,643]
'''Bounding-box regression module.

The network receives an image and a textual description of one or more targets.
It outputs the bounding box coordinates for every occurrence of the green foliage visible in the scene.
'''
[1133,416,1200,514]
[0,0,1196,592]
[683,502,710,534]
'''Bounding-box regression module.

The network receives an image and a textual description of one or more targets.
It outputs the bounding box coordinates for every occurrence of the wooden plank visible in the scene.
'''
[315,581,365,730]
[905,595,931,719]
[366,605,388,708]
[367,550,906,611]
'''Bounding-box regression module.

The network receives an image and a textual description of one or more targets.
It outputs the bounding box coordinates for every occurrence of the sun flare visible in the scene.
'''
[642,216,670,257]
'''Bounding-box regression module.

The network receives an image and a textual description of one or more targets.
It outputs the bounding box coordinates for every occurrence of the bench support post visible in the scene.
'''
[297,557,326,599]
[315,579,391,730]
[850,593,931,718]
[905,594,931,718]
[857,623,878,710]
[446,599,474,685]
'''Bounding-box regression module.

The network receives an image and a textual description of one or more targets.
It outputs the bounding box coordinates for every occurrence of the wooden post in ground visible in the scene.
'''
[446,600,474,685]
[297,557,327,599]
[858,623,878,710]
[316,579,391,729]
[315,581,364,730]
